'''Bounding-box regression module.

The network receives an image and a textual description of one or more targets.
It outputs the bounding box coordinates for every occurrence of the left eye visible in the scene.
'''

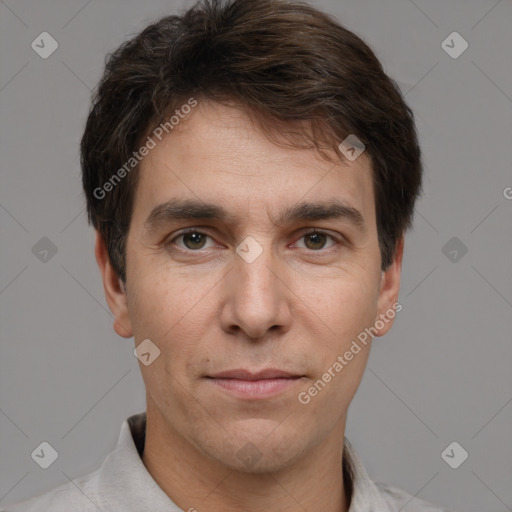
[294,231,337,251]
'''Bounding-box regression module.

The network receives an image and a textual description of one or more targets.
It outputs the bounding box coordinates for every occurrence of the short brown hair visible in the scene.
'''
[81,0,422,283]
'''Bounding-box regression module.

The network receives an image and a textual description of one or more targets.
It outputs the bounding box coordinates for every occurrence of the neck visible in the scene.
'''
[141,403,350,512]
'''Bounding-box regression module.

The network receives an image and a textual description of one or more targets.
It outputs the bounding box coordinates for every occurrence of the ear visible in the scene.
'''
[94,230,133,338]
[374,236,404,337]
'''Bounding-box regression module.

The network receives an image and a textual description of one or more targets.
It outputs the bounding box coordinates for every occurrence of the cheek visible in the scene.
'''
[127,265,216,386]
[127,259,205,339]
[296,324,372,431]
[295,270,379,346]
[291,270,378,412]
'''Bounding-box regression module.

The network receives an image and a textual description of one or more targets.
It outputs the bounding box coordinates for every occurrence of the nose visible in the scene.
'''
[219,239,293,341]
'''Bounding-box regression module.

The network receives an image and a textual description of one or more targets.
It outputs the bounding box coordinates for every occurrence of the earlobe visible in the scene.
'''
[113,316,132,338]
[374,237,404,337]
[94,230,133,339]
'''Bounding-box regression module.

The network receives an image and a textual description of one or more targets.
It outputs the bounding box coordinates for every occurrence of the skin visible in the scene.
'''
[95,99,404,512]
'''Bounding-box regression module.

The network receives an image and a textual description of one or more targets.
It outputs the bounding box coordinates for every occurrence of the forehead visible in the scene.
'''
[132,100,375,230]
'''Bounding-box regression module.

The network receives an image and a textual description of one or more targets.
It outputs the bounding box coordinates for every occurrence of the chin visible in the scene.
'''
[207,422,311,474]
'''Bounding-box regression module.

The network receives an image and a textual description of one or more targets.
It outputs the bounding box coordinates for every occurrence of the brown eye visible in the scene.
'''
[304,232,328,250]
[181,232,207,250]
[168,230,214,251]
[295,231,337,251]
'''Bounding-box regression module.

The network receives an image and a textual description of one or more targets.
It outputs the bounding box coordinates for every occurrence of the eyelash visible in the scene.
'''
[165,228,342,255]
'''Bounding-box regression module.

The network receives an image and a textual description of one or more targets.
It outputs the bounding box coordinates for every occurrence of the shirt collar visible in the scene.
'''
[94,412,395,512]
[342,437,396,511]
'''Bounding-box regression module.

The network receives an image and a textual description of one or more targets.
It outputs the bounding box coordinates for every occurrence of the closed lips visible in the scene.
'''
[206,369,302,380]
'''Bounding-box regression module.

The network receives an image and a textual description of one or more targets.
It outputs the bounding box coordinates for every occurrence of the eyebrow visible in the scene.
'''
[144,198,366,233]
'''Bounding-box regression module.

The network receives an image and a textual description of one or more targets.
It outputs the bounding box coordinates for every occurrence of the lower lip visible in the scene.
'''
[207,377,301,399]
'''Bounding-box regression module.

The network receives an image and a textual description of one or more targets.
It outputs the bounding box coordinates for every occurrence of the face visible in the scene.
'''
[97,99,402,473]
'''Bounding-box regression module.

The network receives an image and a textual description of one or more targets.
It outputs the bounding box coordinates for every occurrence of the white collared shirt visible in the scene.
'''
[2,412,455,512]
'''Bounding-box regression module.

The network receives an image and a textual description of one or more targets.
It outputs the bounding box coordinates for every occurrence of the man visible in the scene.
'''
[4,0,455,510]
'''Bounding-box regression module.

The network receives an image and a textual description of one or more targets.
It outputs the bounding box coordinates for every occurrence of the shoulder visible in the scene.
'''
[1,472,106,512]
[374,480,458,512]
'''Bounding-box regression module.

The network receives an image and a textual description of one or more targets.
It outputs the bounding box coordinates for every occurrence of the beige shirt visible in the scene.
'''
[2,412,455,512]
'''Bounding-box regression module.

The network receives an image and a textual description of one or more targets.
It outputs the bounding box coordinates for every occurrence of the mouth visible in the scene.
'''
[205,369,304,400]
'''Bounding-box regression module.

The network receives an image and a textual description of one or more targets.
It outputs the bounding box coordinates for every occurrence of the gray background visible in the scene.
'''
[1,0,511,510]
